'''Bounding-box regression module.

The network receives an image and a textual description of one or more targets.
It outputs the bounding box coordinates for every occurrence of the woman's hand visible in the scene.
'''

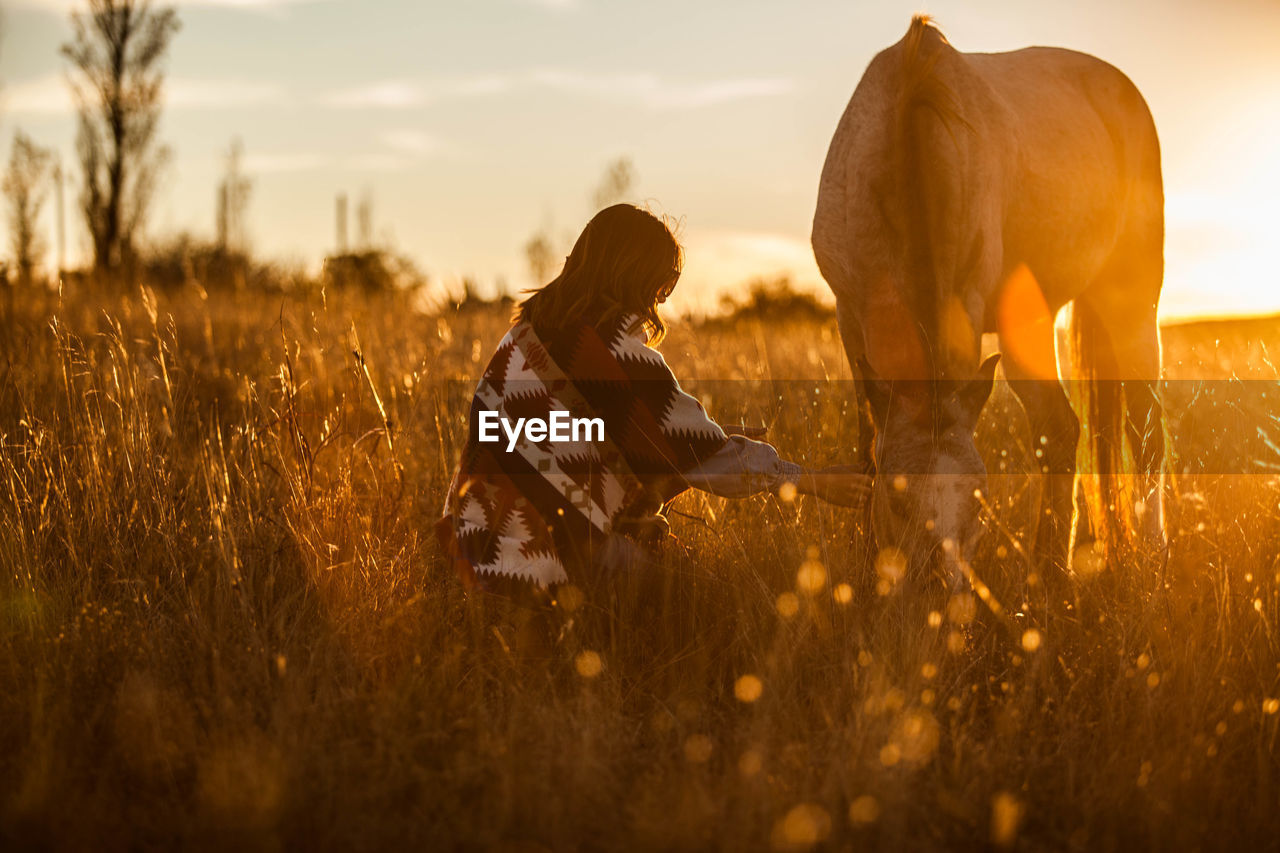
[797,465,872,508]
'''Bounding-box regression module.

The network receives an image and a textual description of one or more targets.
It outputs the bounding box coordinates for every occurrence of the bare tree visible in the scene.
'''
[524,231,556,286]
[62,0,180,275]
[523,158,637,286]
[356,191,373,252]
[216,137,251,256]
[591,156,634,210]
[3,132,55,286]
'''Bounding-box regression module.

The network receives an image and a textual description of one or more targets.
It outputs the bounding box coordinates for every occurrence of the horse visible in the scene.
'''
[811,15,1166,597]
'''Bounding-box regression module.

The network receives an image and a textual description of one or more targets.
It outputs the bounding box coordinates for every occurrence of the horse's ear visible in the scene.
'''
[856,356,892,426]
[956,353,1000,426]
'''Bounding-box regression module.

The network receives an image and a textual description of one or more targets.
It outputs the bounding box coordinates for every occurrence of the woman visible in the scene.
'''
[437,204,868,597]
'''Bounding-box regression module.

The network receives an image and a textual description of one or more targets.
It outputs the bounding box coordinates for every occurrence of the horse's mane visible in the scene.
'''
[894,15,973,372]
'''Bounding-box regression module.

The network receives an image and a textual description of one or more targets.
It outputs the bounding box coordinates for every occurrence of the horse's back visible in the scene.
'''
[967,46,1163,309]
[968,45,1161,193]
[813,28,1163,315]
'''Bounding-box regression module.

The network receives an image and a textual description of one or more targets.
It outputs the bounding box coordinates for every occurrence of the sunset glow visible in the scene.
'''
[1,0,1277,319]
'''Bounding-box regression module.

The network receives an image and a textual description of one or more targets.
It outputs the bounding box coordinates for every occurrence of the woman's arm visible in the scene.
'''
[681,435,869,507]
[792,464,871,508]
[679,434,799,498]
[618,337,869,507]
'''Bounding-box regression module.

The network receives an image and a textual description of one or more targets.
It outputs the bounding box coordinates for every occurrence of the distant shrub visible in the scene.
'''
[322,250,427,293]
[436,277,516,320]
[710,275,834,326]
[143,233,241,289]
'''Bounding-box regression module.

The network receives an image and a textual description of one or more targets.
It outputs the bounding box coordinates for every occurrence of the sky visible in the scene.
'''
[1,0,1278,319]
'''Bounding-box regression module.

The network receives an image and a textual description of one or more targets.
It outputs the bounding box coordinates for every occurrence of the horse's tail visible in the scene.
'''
[894,16,975,365]
[1068,299,1135,559]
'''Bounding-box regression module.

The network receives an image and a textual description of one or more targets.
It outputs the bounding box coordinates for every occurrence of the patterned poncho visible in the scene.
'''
[437,314,731,588]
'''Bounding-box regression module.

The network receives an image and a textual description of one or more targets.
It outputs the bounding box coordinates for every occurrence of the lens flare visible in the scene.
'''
[773,803,832,850]
[848,795,881,826]
[683,734,713,763]
[796,559,827,594]
[996,262,1056,380]
[991,791,1024,847]
[575,650,603,678]
[734,674,764,703]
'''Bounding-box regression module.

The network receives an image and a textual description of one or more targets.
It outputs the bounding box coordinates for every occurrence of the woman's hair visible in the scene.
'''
[515,204,682,345]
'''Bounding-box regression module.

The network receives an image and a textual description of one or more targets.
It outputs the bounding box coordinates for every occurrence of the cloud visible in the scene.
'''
[1,74,287,117]
[526,69,794,109]
[244,144,437,176]
[10,0,327,12]
[524,69,651,98]
[342,152,410,172]
[651,77,794,109]
[166,78,287,109]
[671,230,828,314]
[1,75,74,116]
[684,231,824,283]
[379,130,442,156]
[321,80,425,109]
[194,0,324,6]
[443,75,511,97]
[243,151,329,173]
[319,70,792,111]
[319,75,512,109]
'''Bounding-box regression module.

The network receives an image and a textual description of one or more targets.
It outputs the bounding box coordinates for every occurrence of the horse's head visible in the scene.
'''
[858,354,1000,587]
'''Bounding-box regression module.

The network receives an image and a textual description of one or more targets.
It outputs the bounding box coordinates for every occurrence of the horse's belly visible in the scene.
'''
[984,54,1150,304]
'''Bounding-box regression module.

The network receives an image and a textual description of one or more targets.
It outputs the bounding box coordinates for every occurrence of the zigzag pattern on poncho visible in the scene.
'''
[440,314,729,587]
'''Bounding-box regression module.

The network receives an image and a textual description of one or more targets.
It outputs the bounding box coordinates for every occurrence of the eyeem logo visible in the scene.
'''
[478,410,605,452]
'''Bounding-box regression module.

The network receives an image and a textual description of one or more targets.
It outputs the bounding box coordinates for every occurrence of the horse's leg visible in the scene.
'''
[1073,253,1167,571]
[836,297,876,476]
[1097,303,1167,557]
[1000,338,1079,597]
[835,297,879,584]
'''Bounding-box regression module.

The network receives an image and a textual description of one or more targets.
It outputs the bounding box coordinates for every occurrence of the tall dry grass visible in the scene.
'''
[1,280,1278,850]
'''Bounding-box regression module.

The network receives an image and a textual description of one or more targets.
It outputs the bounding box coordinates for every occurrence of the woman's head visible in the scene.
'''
[515,204,682,344]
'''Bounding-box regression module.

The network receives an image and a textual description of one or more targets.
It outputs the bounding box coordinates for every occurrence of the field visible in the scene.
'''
[2,280,1279,850]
